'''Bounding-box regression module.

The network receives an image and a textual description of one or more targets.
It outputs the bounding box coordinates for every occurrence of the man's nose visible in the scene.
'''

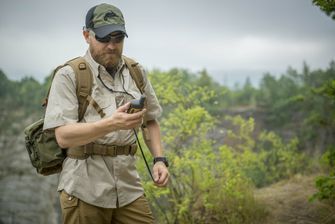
[107,42,117,49]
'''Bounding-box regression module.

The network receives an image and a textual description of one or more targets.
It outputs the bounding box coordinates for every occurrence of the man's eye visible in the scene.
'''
[97,36,110,43]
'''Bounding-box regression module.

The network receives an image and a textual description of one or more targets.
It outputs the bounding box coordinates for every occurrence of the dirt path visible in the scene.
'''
[254,174,335,224]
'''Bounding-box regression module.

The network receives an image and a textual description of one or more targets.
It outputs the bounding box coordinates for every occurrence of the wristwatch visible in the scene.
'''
[153,157,169,167]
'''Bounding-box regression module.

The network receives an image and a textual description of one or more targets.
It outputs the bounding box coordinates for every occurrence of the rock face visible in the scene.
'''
[0,133,60,224]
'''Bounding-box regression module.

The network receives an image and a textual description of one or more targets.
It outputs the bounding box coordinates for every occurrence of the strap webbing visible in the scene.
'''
[123,56,145,94]
[67,58,93,121]
[87,95,105,118]
[67,143,137,159]
[43,57,99,121]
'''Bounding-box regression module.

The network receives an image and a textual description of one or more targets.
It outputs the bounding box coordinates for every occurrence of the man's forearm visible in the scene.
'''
[145,120,164,157]
[55,119,111,148]
[55,102,146,149]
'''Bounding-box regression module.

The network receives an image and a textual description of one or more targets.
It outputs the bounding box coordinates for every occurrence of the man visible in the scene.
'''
[43,3,169,224]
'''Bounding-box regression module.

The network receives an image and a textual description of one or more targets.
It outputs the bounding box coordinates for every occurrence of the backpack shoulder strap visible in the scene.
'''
[123,56,145,94]
[44,57,105,121]
[66,57,105,121]
[66,57,92,121]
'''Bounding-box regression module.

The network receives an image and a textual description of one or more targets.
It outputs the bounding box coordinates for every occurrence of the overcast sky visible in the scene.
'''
[0,0,334,86]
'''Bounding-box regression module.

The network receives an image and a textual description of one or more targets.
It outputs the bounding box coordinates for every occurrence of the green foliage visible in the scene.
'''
[136,69,265,223]
[131,62,335,222]
[136,68,311,223]
[148,68,230,117]
[223,116,307,188]
[314,176,335,200]
[256,69,303,128]
[0,72,46,135]
[313,0,335,20]
[257,132,306,186]
[300,62,335,204]
[255,62,335,154]
[233,77,258,106]
[311,147,335,203]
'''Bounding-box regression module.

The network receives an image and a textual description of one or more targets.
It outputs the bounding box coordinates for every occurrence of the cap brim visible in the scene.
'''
[93,24,128,38]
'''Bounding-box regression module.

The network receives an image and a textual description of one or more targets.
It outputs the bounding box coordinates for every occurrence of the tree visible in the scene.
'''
[313,0,335,20]
[310,61,335,204]
[311,0,335,202]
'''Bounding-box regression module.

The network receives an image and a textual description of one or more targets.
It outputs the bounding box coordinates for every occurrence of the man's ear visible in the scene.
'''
[83,30,90,44]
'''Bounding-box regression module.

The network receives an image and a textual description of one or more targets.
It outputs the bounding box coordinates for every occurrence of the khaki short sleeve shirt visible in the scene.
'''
[43,51,162,208]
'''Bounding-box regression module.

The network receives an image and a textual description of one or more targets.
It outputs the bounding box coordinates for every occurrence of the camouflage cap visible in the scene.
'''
[85,3,128,38]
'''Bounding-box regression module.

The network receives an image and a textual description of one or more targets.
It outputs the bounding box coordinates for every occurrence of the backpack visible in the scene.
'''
[24,56,145,176]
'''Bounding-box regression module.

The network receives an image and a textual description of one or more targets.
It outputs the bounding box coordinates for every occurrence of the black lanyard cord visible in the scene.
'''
[133,129,154,182]
[97,73,135,98]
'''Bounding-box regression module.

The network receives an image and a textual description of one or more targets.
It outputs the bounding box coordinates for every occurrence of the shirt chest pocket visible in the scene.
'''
[83,91,116,123]
[83,90,140,123]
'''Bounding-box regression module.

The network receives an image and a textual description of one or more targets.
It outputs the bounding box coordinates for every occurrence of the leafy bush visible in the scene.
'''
[222,115,308,188]
[311,147,335,204]
[136,69,310,223]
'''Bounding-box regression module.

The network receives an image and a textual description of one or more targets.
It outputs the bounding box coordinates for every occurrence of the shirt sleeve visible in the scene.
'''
[43,65,79,130]
[138,65,163,121]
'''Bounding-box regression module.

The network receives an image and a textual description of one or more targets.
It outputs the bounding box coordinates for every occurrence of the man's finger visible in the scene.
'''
[157,170,168,184]
[126,109,147,121]
[159,176,169,187]
[116,102,130,112]
[154,174,169,187]
[153,167,159,182]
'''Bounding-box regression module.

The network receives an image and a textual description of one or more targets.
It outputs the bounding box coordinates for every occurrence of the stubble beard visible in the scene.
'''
[90,46,122,70]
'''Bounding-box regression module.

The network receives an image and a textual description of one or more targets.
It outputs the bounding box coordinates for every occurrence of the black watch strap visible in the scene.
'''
[153,157,169,167]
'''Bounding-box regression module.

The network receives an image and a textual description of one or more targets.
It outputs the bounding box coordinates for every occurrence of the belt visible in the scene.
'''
[67,143,137,159]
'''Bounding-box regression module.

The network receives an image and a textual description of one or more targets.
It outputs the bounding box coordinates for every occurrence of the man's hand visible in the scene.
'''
[104,102,146,131]
[55,102,146,149]
[153,162,169,187]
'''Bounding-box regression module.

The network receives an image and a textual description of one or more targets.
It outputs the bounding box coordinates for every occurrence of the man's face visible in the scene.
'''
[86,31,125,70]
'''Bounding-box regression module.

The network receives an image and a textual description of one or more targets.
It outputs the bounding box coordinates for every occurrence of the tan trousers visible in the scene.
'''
[60,191,154,224]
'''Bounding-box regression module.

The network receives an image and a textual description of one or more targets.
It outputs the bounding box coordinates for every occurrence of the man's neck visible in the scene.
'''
[106,58,123,78]
[106,66,118,78]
